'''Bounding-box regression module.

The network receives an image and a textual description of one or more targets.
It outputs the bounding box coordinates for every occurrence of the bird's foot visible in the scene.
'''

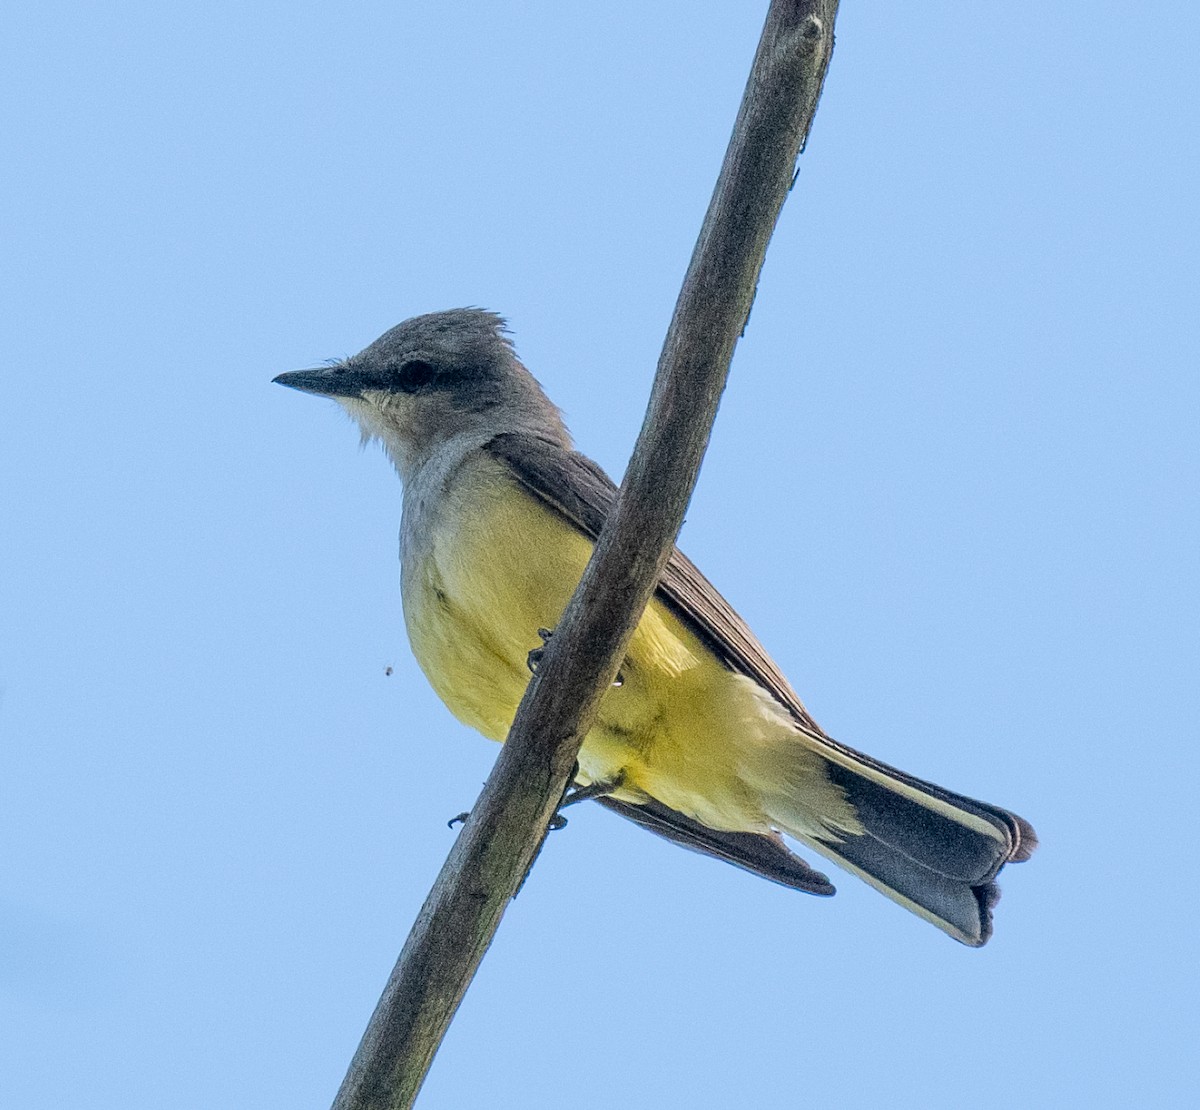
[548,769,624,830]
[526,626,625,686]
[525,627,555,673]
[448,768,622,832]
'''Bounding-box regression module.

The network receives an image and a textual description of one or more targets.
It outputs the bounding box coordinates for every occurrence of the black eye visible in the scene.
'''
[394,359,436,393]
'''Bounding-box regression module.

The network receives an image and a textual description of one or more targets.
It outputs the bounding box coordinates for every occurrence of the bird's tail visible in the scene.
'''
[765,736,1037,946]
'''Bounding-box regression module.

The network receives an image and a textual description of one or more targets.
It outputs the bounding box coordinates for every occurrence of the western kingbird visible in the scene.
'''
[275,308,1036,946]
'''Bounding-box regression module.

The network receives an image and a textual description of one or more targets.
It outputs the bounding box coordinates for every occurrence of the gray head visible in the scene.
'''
[274,309,570,477]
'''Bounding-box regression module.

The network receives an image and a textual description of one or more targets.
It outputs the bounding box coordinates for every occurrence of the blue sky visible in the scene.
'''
[2,2,1196,1107]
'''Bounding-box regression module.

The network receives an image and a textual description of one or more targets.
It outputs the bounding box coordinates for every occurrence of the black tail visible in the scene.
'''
[797,754,1036,945]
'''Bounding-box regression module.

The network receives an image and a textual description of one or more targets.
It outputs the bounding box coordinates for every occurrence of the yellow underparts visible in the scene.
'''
[401,458,858,839]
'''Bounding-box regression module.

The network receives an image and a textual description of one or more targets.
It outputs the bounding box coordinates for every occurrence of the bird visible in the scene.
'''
[274,308,1036,946]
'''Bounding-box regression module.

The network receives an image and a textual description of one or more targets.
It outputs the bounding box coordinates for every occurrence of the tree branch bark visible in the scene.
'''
[331,3,839,1107]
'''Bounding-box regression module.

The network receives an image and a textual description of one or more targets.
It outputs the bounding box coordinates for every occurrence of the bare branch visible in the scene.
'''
[331,4,839,1107]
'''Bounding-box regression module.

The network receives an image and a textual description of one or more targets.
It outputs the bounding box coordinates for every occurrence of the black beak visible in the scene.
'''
[272,364,367,399]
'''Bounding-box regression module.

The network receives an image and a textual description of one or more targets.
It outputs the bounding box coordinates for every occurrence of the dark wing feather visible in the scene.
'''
[597,796,834,895]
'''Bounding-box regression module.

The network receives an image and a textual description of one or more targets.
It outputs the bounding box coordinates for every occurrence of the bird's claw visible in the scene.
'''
[451,770,622,834]
[548,771,625,831]
[526,627,555,673]
[527,626,626,686]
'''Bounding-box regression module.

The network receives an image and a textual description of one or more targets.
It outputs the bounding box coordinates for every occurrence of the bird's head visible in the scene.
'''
[274,308,569,476]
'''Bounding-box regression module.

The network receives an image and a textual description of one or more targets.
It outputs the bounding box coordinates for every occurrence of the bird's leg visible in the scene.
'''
[450,767,623,832]
[548,765,624,830]
[526,627,626,687]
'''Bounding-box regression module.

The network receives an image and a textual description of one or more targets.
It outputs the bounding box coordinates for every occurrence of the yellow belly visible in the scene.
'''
[401,456,850,835]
